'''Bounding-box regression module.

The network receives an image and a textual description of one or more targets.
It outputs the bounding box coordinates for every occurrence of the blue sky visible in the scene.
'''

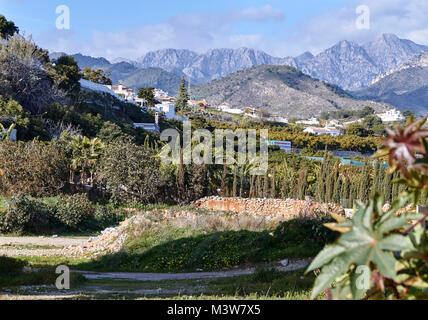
[1,0,428,60]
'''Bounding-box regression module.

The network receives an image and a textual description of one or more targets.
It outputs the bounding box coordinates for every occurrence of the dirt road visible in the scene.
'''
[0,236,89,257]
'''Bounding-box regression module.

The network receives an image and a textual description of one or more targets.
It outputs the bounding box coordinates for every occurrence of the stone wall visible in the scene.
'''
[193,197,345,220]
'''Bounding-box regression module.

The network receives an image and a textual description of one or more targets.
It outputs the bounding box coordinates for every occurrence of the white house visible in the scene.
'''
[377,109,405,122]
[327,119,344,128]
[107,84,138,102]
[304,126,342,137]
[154,103,188,122]
[296,117,320,126]
[80,79,117,95]
[217,104,244,115]
[273,117,289,124]
[133,112,160,134]
[225,108,244,115]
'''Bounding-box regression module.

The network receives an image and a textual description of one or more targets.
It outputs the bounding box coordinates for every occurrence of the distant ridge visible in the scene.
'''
[50,33,428,94]
[191,64,391,118]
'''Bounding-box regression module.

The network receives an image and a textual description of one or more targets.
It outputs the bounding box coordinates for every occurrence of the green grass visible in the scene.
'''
[0,256,86,289]
[84,269,313,300]
[0,269,86,288]
[73,219,337,273]
[12,255,91,268]
[0,269,313,300]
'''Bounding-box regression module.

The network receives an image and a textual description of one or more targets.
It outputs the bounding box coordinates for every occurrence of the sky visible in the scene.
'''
[1,0,428,60]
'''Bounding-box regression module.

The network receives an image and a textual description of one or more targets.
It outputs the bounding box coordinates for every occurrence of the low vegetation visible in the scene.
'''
[75,212,338,273]
[0,256,85,289]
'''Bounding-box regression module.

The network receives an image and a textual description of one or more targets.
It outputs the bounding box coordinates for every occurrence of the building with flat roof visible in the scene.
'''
[304,127,342,137]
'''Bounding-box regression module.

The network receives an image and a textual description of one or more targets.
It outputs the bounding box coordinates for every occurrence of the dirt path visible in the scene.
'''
[75,259,311,282]
[0,236,89,257]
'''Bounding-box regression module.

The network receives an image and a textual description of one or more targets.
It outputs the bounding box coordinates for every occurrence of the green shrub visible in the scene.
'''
[0,256,27,274]
[85,206,125,230]
[274,217,338,247]
[0,195,50,234]
[54,194,95,230]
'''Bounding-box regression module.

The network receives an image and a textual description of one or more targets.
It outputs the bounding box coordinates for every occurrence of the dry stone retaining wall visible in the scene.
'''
[193,197,345,220]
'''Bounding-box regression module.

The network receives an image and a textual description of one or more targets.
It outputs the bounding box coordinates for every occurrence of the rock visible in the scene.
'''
[280,259,289,267]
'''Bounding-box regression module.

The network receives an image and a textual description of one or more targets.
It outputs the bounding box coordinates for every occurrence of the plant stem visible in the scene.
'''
[402,212,428,235]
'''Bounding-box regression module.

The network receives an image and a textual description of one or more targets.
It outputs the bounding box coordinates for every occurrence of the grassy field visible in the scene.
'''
[71,213,336,273]
[0,268,315,300]
[0,207,335,300]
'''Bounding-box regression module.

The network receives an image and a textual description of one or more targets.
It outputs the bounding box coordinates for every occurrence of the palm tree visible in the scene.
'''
[87,138,105,187]
[70,136,104,186]
[228,158,258,198]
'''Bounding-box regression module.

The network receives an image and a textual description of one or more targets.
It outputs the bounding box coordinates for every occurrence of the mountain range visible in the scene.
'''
[190,65,390,118]
[353,51,428,116]
[50,33,428,115]
[52,33,428,92]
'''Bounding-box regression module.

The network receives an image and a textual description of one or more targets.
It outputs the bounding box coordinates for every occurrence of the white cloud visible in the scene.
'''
[274,0,428,56]
[34,5,282,59]
[231,4,285,22]
[34,0,428,60]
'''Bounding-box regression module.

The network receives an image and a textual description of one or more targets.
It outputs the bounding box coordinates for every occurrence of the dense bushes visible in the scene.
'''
[0,194,122,235]
[0,196,50,234]
[53,194,95,230]
[98,142,172,204]
[0,140,69,197]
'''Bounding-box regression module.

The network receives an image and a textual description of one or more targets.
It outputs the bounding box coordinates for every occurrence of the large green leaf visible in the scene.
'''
[309,197,416,299]
[378,234,413,251]
[310,248,363,299]
[372,248,397,279]
[306,245,346,272]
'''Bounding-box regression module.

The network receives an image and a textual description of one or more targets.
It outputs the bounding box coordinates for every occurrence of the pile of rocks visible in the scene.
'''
[192,197,345,220]
[62,215,152,258]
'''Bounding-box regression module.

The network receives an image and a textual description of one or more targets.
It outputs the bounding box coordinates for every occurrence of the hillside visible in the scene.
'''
[191,65,390,118]
[121,68,182,94]
[50,53,183,95]
[54,34,428,94]
[294,34,428,91]
[354,51,428,116]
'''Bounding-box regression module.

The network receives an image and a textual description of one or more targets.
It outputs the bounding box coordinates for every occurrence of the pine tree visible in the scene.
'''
[175,77,189,112]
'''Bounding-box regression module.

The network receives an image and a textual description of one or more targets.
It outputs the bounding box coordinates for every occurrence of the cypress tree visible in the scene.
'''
[175,77,189,112]
[341,176,350,208]
[358,164,371,203]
